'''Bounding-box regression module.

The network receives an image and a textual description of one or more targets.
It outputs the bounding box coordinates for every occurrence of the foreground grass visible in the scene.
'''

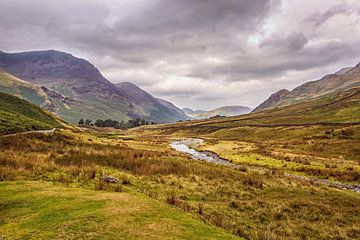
[0,181,237,240]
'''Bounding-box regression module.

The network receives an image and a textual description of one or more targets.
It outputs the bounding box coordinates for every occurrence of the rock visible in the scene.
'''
[102,176,118,183]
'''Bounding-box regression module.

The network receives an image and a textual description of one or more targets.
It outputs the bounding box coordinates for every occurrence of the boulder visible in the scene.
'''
[102,176,118,183]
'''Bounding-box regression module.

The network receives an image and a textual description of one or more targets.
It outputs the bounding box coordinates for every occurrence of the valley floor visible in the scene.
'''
[0,125,360,239]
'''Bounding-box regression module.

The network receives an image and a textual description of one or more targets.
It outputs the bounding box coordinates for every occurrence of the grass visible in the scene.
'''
[0,92,61,134]
[0,181,237,240]
[1,130,360,239]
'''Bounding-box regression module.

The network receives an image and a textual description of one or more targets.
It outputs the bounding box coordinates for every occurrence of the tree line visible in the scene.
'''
[78,118,155,129]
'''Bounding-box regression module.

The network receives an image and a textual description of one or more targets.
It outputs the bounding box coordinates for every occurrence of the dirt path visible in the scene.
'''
[1,128,56,138]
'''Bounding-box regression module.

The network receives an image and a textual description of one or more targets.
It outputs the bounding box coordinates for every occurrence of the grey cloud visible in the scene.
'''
[260,32,309,51]
[306,4,353,27]
[188,39,354,81]
[0,0,359,109]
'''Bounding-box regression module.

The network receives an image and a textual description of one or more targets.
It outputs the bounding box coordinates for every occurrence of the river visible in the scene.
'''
[170,138,360,193]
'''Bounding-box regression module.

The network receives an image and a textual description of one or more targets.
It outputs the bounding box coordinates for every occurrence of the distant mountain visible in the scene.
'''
[115,82,189,123]
[182,108,207,116]
[184,106,251,119]
[254,64,360,112]
[0,50,188,123]
[0,92,61,135]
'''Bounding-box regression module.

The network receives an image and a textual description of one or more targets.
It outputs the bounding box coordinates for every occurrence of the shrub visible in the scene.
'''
[95,180,104,190]
[242,174,264,189]
[0,166,15,181]
[166,193,180,206]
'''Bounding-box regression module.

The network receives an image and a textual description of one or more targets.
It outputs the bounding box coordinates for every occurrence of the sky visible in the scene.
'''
[1,0,360,110]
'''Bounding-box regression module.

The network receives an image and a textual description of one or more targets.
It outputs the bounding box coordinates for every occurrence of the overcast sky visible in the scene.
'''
[1,0,360,110]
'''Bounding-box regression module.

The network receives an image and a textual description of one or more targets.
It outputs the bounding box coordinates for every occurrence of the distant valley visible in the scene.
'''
[183,106,252,119]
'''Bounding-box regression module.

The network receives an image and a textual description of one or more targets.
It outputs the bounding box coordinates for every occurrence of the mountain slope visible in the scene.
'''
[0,69,76,114]
[184,106,251,119]
[140,87,360,139]
[254,64,360,112]
[0,50,187,123]
[253,89,290,112]
[115,82,189,123]
[0,92,60,134]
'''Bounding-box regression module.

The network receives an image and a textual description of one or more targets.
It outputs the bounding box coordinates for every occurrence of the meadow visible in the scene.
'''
[1,127,359,239]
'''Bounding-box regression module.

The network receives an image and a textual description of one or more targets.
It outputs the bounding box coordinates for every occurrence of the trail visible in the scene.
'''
[1,128,56,138]
[170,138,360,193]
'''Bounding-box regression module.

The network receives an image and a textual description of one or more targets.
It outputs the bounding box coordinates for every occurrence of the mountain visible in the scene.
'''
[0,92,61,135]
[0,69,76,113]
[182,108,207,116]
[253,89,290,112]
[115,82,189,123]
[254,63,360,112]
[184,106,251,119]
[0,50,187,123]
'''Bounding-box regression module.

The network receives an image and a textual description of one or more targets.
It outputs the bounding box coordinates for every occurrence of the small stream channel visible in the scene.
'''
[170,138,360,193]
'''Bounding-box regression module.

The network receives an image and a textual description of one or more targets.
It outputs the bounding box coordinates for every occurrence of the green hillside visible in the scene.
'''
[0,92,61,134]
[254,64,360,112]
[0,69,48,105]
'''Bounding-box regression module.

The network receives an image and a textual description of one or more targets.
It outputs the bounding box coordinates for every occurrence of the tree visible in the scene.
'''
[94,119,104,127]
[78,118,84,126]
[85,119,92,126]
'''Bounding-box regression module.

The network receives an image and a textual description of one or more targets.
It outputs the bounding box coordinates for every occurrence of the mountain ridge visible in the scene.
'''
[254,63,360,112]
[0,50,188,123]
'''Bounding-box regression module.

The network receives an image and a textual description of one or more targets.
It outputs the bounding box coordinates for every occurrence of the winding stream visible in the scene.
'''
[170,138,360,193]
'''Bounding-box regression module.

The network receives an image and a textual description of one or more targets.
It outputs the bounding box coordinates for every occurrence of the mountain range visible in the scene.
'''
[183,106,252,119]
[254,64,360,112]
[0,50,188,123]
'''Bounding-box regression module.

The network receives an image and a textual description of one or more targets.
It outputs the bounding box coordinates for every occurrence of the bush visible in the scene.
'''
[242,174,264,189]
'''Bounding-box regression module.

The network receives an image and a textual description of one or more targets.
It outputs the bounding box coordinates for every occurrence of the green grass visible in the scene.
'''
[0,92,61,134]
[0,181,239,240]
[0,69,47,106]
[1,131,360,239]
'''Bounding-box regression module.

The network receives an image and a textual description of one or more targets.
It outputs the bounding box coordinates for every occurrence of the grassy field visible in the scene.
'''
[0,181,237,240]
[1,87,359,239]
[0,92,61,134]
[1,128,359,239]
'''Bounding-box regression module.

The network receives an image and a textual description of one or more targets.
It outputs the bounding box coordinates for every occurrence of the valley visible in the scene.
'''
[2,1,360,239]
[1,83,360,239]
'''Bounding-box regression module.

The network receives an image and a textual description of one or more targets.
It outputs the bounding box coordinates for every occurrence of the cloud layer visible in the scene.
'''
[1,0,360,109]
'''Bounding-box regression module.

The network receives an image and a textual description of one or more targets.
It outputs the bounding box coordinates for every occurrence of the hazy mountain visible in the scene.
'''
[254,64,360,112]
[182,108,207,116]
[0,50,188,123]
[184,106,251,119]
